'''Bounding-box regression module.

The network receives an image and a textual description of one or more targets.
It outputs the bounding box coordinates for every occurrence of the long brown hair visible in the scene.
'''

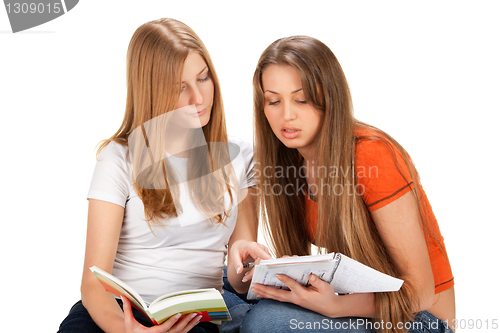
[98,18,234,227]
[253,36,434,332]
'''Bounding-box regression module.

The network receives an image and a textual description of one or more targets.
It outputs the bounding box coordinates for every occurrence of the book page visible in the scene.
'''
[150,288,216,307]
[330,254,404,294]
[259,253,335,265]
[247,260,335,300]
[90,266,148,312]
[149,291,230,324]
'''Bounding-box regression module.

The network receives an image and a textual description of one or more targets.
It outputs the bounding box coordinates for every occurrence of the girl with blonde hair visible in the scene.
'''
[237,36,455,333]
[58,18,269,333]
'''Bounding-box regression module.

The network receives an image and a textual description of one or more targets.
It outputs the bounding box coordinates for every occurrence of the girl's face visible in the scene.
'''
[262,65,324,157]
[173,51,214,128]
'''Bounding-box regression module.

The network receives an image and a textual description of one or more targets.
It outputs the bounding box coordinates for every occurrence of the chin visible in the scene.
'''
[200,115,211,128]
[279,139,303,149]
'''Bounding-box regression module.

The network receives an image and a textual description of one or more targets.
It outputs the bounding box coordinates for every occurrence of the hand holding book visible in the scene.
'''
[90,266,231,325]
[247,252,403,299]
[121,296,203,332]
[247,252,404,318]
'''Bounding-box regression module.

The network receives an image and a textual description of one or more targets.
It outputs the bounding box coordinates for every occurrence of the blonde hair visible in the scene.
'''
[99,18,233,227]
[253,36,434,332]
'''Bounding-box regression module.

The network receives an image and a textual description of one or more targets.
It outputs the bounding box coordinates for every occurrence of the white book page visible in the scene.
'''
[247,260,335,300]
[330,254,404,294]
[90,266,148,310]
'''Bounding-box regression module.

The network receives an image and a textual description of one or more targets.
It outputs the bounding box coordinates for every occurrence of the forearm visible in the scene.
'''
[81,280,126,333]
[330,292,377,318]
[328,286,431,319]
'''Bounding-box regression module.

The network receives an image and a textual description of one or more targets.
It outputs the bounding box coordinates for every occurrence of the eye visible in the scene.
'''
[268,100,280,106]
[198,75,210,82]
[297,100,307,104]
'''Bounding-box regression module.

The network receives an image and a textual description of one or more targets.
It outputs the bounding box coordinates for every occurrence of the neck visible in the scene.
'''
[298,146,318,184]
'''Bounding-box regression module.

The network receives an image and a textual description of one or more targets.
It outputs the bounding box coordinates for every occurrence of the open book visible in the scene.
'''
[247,253,404,300]
[90,266,231,325]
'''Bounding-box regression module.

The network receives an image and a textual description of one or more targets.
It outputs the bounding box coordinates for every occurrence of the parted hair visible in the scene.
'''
[253,36,437,333]
[98,18,234,228]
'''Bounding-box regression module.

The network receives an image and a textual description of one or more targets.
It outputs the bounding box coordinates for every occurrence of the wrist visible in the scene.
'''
[332,293,376,318]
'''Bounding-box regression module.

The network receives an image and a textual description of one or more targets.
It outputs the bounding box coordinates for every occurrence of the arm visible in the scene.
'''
[370,189,435,311]
[252,190,435,317]
[81,200,204,333]
[226,187,271,294]
[80,199,127,333]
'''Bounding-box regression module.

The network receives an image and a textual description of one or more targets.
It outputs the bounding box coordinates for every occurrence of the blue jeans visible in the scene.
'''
[221,267,452,333]
[58,299,219,332]
[220,266,258,333]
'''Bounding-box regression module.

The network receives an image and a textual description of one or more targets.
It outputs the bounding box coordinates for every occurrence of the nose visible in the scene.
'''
[283,101,297,121]
[190,86,204,106]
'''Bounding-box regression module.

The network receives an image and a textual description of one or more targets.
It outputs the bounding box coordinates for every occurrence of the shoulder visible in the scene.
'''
[94,140,132,180]
[88,140,132,206]
[354,126,414,211]
[97,140,130,163]
[354,127,406,167]
[227,135,254,159]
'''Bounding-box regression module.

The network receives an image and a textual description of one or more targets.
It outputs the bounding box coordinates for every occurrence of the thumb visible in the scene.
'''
[308,274,329,290]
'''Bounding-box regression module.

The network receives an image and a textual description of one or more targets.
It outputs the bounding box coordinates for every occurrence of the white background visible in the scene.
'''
[1,1,499,332]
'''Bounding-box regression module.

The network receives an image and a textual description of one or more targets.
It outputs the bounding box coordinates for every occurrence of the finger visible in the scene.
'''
[241,268,253,282]
[308,274,330,292]
[276,274,306,292]
[230,246,245,274]
[242,256,265,282]
[233,242,271,274]
[258,243,272,256]
[180,314,203,333]
[158,313,183,331]
[168,313,200,333]
[252,283,290,302]
[121,296,136,329]
[248,243,272,261]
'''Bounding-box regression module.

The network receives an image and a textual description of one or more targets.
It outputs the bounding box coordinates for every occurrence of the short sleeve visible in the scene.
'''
[229,136,256,189]
[355,137,414,212]
[87,142,131,207]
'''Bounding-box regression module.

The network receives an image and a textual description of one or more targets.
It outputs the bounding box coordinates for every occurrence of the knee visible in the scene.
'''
[240,299,297,333]
[58,300,101,333]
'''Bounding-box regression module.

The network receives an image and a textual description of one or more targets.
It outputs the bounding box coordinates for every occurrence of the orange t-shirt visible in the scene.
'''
[305,128,454,294]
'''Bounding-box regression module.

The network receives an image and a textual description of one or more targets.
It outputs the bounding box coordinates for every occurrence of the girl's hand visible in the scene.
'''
[122,296,202,333]
[241,254,296,283]
[229,240,271,276]
[251,273,341,317]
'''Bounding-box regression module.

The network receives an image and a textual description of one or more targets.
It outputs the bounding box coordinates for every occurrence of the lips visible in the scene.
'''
[281,127,300,139]
[190,108,206,117]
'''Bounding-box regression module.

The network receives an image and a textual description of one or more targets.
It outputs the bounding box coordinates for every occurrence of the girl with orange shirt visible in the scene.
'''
[236,36,455,333]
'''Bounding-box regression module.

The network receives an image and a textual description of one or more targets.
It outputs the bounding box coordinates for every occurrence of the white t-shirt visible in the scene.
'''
[87,136,255,304]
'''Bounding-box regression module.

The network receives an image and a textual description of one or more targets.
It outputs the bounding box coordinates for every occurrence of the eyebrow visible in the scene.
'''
[181,66,209,83]
[198,66,208,76]
[264,88,303,94]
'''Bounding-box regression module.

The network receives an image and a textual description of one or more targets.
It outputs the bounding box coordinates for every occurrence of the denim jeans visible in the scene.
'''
[221,267,452,333]
[220,266,258,333]
[409,311,454,333]
[58,299,219,333]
